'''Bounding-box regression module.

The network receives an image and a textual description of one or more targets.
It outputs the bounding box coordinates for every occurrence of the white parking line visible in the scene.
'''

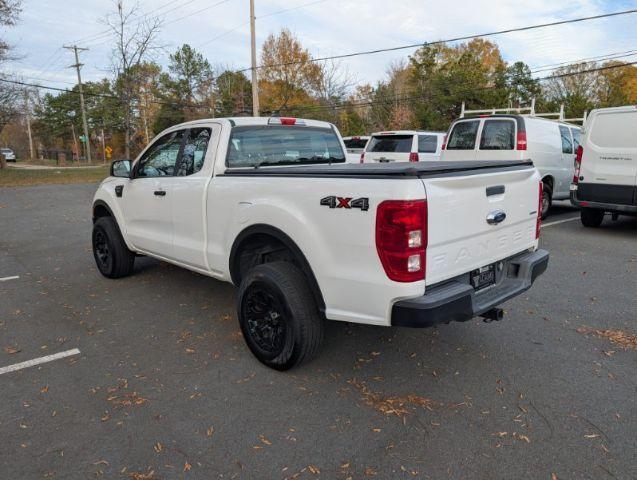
[542,216,580,228]
[0,276,20,282]
[0,348,81,376]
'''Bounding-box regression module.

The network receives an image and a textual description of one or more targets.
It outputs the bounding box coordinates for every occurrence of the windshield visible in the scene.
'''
[367,135,413,153]
[227,126,346,168]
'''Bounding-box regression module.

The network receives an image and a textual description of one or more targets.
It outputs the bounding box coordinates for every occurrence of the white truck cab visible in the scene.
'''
[361,131,445,163]
[442,115,582,218]
[92,116,548,370]
[571,105,637,227]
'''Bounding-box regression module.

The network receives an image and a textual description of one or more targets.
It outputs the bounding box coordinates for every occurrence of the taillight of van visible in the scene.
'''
[360,152,365,164]
[516,131,527,151]
[441,134,447,150]
[409,152,419,162]
[573,145,583,183]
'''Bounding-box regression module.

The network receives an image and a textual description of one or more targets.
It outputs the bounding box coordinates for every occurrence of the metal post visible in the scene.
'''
[249,0,260,117]
[64,45,91,163]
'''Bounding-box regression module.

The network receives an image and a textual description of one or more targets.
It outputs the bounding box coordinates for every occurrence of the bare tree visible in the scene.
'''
[105,0,162,158]
[312,59,356,103]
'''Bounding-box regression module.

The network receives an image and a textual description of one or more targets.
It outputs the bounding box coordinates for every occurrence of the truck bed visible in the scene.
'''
[223,160,534,178]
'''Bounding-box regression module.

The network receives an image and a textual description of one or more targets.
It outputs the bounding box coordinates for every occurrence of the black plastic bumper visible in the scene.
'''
[391,249,549,328]
[570,189,637,214]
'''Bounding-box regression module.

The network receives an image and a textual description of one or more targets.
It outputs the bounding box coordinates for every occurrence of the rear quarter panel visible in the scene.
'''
[206,175,427,326]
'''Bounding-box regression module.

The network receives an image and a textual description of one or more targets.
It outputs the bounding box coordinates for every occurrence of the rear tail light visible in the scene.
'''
[536,182,543,239]
[573,145,583,183]
[516,131,527,151]
[441,134,447,150]
[360,152,365,163]
[376,200,427,282]
[409,152,419,162]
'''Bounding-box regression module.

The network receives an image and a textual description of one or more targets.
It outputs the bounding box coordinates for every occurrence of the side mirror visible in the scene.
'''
[111,159,132,178]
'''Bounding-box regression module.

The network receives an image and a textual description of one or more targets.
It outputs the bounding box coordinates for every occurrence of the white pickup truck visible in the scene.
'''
[92,116,549,370]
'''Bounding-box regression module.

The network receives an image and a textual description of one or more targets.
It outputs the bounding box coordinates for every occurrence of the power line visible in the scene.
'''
[257,0,328,19]
[4,58,635,116]
[531,48,637,72]
[235,8,637,73]
[280,60,637,114]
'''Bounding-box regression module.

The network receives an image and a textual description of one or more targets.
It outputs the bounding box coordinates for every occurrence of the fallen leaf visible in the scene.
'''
[206,426,214,437]
[307,465,320,475]
[4,346,20,355]
[153,442,163,453]
[584,434,599,439]
[183,462,191,472]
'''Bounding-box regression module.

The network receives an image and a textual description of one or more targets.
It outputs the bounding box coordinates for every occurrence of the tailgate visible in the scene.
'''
[423,167,539,285]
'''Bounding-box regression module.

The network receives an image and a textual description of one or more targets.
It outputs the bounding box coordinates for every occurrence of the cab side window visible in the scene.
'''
[418,135,438,153]
[177,128,211,176]
[559,126,573,154]
[136,130,184,177]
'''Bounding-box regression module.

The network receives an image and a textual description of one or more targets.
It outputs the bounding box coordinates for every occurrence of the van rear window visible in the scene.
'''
[480,120,514,150]
[590,111,637,148]
[367,135,413,153]
[447,121,479,150]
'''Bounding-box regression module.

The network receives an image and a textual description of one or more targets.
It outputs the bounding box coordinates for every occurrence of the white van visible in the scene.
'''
[343,136,370,163]
[441,115,581,218]
[361,131,445,163]
[571,105,637,227]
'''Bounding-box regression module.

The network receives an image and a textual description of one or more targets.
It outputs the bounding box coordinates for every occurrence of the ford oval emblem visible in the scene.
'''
[486,210,507,225]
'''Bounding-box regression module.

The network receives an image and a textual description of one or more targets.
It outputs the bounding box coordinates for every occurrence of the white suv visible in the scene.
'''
[571,105,637,227]
[361,131,444,163]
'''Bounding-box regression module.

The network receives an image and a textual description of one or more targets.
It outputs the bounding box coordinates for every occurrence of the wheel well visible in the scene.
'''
[93,202,113,223]
[542,176,554,193]
[230,226,325,313]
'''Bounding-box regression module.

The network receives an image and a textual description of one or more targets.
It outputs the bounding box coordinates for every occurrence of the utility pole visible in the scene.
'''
[24,90,34,161]
[249,0,260,117]
[64,45,91,163]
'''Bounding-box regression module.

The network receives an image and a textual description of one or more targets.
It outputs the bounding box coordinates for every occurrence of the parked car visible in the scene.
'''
[343,136,370,162]
[441,115,581,219]
[1,147,16,162]
[361,131,445,163]
[92,116,548,370]
[571,105,637,227]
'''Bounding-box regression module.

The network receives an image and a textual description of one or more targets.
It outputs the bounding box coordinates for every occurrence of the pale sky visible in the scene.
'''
[5,0,637,93]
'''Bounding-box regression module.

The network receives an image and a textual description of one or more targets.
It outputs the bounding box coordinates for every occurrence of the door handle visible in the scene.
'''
[154,190,166,197]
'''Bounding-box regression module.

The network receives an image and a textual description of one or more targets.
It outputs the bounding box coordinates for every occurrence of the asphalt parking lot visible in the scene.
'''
[1,183,636,480]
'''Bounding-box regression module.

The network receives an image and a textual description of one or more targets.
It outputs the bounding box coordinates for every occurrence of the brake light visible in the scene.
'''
[409,152,419,162]
[441,134,447,150]
[376,200,427,282]
[573,145,583,183]
[536,182,543,239]
[517,131,527,151]
[268,117,305,126]
[360,152,365,163]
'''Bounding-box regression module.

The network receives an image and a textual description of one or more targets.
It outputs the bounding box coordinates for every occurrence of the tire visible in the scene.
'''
[237,262,324,371]
[92,216,135,278]
[580,208,605,228]
[541,183,552,220]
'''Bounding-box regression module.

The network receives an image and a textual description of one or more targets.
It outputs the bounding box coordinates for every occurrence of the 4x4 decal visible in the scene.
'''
[320,196,369,211]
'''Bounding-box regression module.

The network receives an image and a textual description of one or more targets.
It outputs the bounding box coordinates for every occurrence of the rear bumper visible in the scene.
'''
[391,249,549,328]
[570,188,637,213]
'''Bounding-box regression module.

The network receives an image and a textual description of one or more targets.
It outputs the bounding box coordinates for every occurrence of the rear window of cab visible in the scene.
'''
[226,126,346,168]
[447,121,479,150]
[448,119,516,150]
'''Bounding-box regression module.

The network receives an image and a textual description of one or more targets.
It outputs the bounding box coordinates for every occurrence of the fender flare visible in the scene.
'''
[229,224,326,313]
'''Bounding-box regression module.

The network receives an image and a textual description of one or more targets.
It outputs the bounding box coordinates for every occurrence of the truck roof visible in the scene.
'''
[175,116,336,129]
